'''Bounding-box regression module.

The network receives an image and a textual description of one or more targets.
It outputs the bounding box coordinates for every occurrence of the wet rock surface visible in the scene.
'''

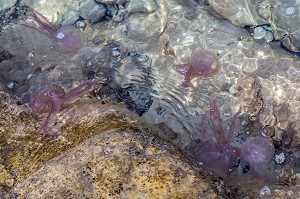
[79,0,106,23]
[21,0,107,25]
[208,0,300,52]
[95,0,127,5]
[0,0,17,11]
[127,0,157,14]
[0,92,227,198]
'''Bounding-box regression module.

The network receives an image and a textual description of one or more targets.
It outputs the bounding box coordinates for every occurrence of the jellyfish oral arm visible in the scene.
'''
[62,80,100,103]
[20,8,57,38]
[37,101,60,136]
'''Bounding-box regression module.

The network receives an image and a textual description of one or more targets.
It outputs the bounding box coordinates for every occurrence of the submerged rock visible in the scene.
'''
[7,131,219,198]
[79,0,106,23]
[208,0,300,52]
[22,0,107,25]
[0,0,17,11]
[126,0,157,14]
[95,0,127,5]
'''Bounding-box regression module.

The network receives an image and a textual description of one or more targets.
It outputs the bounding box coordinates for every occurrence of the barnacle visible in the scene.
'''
[29,80,101,136]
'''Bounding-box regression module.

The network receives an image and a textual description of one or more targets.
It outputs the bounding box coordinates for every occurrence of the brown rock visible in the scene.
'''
[0,92,227,198]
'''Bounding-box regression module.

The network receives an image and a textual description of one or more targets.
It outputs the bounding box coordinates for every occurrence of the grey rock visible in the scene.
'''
[271,0,300,52]
[208,0,300,52]
[21,0,79,24]
[112,11,125,22]
[127,0,157,14]
[95,0,127,4]
[208,0,267,26]
[282,32,300,52]
[253,26,267,40]
[106,4,118,16]
[252,26,274,42]
[63,9,80,25]
[0,0,17,11]
[79,0,107,23]
[271,0,299,38]
[264,31,274,42]
[23,0,106,25]
[117,13,163,48]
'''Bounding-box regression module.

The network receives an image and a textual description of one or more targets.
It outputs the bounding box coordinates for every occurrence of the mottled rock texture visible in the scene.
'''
[0,0,17,11]
[21,0,106,25]
[208,0,300,52]
[126,0,157,14]
[79,0,106,23]
[95,0,127,4]
[0,92,226,198]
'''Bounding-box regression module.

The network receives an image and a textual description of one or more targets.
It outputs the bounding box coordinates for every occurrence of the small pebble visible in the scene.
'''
[229,85,243,97]
[56,32,65,40]
[253,26,266,39]
[112,11,125,22]
[86,61,93,67]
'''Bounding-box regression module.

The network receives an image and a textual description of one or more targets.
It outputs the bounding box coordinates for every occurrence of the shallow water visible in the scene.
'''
[1,0,300,198]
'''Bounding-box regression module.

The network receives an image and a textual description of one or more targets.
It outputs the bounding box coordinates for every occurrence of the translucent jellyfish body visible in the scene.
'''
[185,99,241,176]
[19,8,84,54]
[171,50,220,87]
[238,136,275,179]
[53,26,85,54]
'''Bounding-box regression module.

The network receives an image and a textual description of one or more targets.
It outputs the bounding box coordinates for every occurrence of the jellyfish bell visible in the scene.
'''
[171,50,220,87]
[52,26,84,54]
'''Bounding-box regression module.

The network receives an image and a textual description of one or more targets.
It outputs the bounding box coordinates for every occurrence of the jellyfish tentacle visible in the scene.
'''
[37,101,60,136]
[228,106,242,141]
[22,8,57,38]
[209,99,224,141]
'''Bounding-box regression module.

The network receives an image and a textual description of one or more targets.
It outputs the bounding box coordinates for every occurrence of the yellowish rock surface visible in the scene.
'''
[0,92,225,198]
